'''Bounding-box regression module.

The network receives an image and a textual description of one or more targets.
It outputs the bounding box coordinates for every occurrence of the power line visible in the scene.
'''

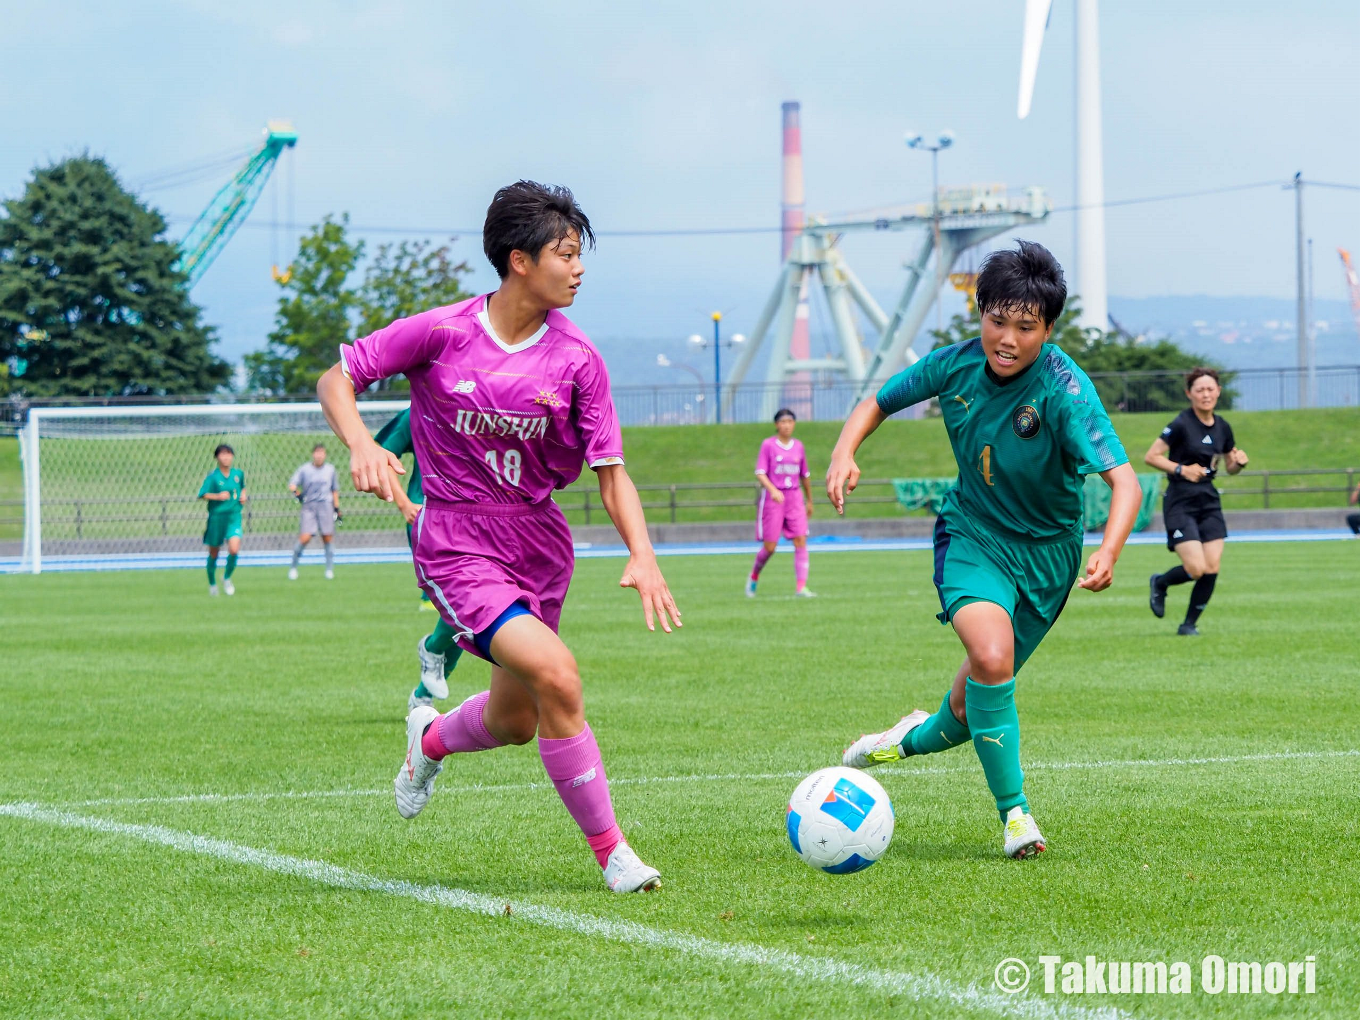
[1302,180,1360,193]
[162,177,1360,239]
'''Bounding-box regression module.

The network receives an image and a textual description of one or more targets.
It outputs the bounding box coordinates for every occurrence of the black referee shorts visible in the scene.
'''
[1164,491,1228,550]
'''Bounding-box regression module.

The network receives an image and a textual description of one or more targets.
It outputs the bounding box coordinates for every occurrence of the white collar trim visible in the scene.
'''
[477,306,550,354]
[775,437,796,450]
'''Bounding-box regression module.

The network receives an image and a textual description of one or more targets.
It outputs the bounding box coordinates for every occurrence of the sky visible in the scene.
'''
[3,0,1358,373]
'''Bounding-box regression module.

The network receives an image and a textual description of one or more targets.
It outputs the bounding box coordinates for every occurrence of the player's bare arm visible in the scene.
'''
[757,471,785,503]
[801,474,814,517]
[1077,462,1140,592]
[317,363,404,502]
[827,397,888,514]
[596,463,681,633]
[1226,447,1249,473]
[1144,437,1206,482]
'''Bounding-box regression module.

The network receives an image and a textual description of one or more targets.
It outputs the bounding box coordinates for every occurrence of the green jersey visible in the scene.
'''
[375,409,423,504]
[198,467,245,518]
[877,339,1127,541]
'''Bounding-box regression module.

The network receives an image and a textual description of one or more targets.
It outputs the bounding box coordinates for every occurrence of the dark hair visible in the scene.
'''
[313,443,326,453]
[773,408,796,423]
[975,240,1067,326]
[213,444,234,458]
[483,180,595,279]
[1184,366,1220,390]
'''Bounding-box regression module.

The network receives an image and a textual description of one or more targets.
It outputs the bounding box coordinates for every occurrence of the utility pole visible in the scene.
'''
[1294,172,1307,408]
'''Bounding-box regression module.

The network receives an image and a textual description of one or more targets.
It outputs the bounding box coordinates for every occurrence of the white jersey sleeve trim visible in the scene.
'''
[339,347,355,387]
[588,456,625,469]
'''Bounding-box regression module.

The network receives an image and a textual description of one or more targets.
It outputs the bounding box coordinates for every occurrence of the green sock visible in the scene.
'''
[424,619,459,655]
[905,688,971,756]
[224,553,238,579]
[206,555,217,585]
[412,681,432,700]
[965,677,1028,821]
[443,646,463,678]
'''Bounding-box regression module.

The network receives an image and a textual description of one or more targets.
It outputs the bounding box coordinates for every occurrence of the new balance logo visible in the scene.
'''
[571,767,597,788]
[979,734,1005,747]
[453,380,476,394]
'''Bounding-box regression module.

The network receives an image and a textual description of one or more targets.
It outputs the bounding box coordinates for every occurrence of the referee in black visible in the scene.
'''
[1144,368,1249,635]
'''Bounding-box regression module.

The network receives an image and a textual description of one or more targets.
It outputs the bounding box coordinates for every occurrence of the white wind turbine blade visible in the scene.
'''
[1017,0,1054,119]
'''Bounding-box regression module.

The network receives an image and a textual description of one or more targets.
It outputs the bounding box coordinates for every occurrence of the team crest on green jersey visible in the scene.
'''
[1013,404,1041,439]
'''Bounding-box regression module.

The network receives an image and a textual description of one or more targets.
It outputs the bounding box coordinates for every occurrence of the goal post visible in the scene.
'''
[19,401,411,573]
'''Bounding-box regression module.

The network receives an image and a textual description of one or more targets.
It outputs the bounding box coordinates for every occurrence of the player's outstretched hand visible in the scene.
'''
[826,453,860,516]
[1076,548,1116,592]
[619,555,682,633]
[350,438,404,502]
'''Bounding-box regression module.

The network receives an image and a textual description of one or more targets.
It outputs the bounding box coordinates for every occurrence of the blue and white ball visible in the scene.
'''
[785,767,894,874]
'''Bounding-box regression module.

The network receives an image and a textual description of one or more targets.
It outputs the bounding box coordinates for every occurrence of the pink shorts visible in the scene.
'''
[412,498,575,660]
[757,488,808,542]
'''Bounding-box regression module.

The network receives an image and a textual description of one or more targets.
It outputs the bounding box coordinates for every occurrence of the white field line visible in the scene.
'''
[0,801,1126,1020]
[52,748,1360,811]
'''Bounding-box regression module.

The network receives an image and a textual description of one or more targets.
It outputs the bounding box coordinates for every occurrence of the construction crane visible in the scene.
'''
[173,121,297,288]
[1340,248,1360,338]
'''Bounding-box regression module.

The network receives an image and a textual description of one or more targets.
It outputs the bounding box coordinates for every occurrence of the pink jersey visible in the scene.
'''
[755,436,809,491]
[340,294,624,506]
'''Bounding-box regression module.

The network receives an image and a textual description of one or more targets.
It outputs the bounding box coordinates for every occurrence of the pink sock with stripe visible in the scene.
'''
[751,546,773,580]
[794,546,809,590]
[538,724,623,868]
[421,690,503,760]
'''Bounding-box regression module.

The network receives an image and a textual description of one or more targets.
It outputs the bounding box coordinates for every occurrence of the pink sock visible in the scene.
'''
[421,690,503,760]
[794,545,809,590]
[751,546,773,580]
[538,724,622,868]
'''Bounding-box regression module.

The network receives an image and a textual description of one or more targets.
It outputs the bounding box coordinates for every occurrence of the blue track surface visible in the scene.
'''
[2,529,1354,575]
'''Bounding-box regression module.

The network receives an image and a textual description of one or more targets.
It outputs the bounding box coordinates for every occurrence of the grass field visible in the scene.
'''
[2,541,1357,1018]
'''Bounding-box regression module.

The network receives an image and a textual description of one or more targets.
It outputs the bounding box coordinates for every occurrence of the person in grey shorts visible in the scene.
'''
[288,443,341,579]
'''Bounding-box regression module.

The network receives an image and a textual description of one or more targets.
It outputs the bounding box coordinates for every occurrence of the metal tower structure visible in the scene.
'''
[722,184,1052,419]
[173,121,298,288]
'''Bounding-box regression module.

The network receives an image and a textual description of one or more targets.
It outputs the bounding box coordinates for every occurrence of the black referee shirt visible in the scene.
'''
[1161,408,1235,499]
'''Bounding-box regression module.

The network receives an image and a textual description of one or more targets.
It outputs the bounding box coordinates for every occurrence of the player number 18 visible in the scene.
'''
[485,448,523,487]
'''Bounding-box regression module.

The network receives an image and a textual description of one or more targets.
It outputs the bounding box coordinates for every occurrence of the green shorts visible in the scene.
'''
[932,499,1082,672]
[203,513,243,548]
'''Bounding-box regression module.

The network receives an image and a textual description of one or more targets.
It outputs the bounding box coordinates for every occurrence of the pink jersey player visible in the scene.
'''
[319,182,679,894]
[747,408,816,598]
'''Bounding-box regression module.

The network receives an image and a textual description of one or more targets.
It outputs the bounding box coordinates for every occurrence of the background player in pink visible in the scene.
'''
[746,408,816,597]
[317,181,680,893]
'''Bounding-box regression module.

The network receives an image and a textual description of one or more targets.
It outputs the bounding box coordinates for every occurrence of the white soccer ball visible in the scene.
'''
[785,766,894,874]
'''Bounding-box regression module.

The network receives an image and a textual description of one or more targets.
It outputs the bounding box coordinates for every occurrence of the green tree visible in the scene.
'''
[928,303,1233,412]
[0,156,228,397]
[245,214,364,394]
[246,221,473,393]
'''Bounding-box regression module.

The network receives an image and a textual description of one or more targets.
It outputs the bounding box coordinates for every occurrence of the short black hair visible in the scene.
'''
[483,180,595,279]
[1184,367,1220,390]
[773,408,796,423]
[975,240,1067,326]
[312,443,326,453]
[213,444,234,458]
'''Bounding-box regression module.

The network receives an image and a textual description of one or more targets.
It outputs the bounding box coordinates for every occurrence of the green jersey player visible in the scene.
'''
[829,241,1141,859]
[197,444,247,596]
[374,408,463,711]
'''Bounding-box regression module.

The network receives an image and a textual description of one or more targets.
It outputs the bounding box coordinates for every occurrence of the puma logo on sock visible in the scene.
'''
[979,734,1004,747]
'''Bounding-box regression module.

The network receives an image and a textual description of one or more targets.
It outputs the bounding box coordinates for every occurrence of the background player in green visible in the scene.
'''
[373,409,463,710]
[197,443,247,597]
[829,241,1142,859]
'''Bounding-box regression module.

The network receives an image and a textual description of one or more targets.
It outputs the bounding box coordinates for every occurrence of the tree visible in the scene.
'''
[0,156,229,397]
[245,219,473,393]
[244,215,364,394]
[928,303,1233,412]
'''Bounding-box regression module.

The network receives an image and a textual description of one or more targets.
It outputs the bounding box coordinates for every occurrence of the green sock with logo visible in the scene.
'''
[904,688,972,755]
[965,677,1028,821]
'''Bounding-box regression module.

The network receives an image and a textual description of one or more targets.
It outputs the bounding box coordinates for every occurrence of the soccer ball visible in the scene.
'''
[785,767,894,874]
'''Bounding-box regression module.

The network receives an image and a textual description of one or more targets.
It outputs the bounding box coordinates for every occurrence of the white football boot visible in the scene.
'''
[842,709,930,769]
[794,587,818,598]
[208,584,219,597]
[324,568,334,580]
[744,578,757,598]
[287,567,298,580]
[603,842,661,892]
[222,578,235,596]
[407,687,434,712]
[416,635,449,701]
[1003,807,1046,859]
[394,705,442,819]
